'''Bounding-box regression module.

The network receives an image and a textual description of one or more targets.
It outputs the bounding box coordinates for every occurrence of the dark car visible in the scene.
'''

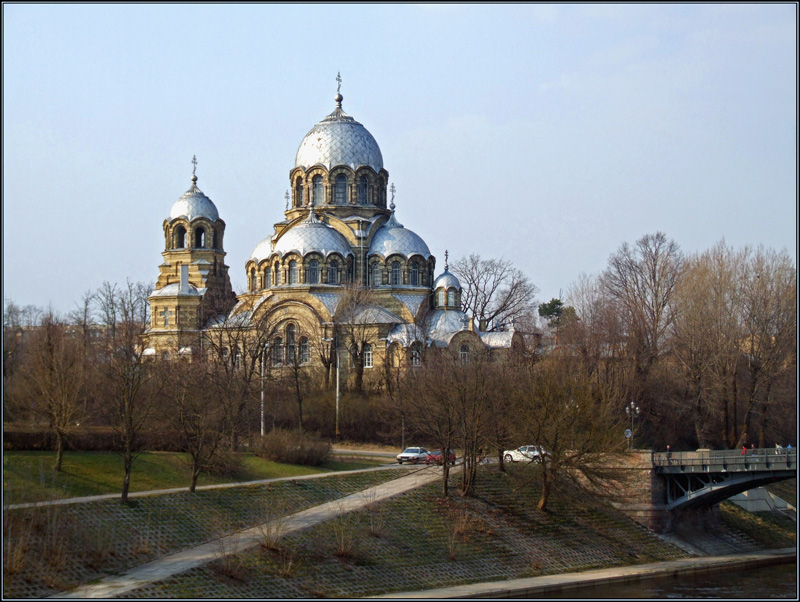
[425,449,456,465]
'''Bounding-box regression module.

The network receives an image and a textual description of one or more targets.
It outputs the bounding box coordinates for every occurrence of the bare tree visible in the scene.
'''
[14,311,86,471]
[164,356,226,492]
[510,354,627,512]
[402,351,460,496]
[95,280,160,503]
[203,299,279,448]
[333,284,379,394]
[451,254,538,331]
[601,232,683,394]
[736,246,796,448]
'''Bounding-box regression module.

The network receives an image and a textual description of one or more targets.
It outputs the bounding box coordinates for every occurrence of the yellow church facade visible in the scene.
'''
[143,86,524,386]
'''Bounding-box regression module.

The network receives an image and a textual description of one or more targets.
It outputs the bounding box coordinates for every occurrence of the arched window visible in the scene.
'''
[194,228,205,248]
[328,260,338,284]
[335,174,348,204]
[233,348,241,370]
[460,345,470,364]
[437,289,446,307]
[371,262,381,287]
[300,337,309,363]
[295,178,304,207]
[286,324,296,362]
[391,261,401,286]
[264,268,271,288]
[289,260,298,284]
[272,337,283,365]
[250,269,257,291]
[410,263,419,286]
[274,262,280,285]
[363,344,373,368]
[307,259,319,284]
[312,175,324,205]
[410,344,422,367]
[212,230,218,249]
[175,226,186,249]
[448,289,455,307]
[358,176,368,204]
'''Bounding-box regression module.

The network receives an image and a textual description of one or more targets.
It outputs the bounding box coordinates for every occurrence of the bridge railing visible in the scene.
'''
[652,447,796,472]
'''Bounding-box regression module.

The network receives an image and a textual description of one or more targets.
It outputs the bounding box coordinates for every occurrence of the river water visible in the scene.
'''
[542,561,797,599]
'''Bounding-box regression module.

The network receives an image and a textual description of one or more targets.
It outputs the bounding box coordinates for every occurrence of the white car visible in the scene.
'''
[503,445,550,463]
[397,447,430,464]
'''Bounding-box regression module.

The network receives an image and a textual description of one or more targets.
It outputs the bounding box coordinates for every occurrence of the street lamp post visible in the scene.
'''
[625,401,640,451]
[323,335,341,441]
[260,343,268,438]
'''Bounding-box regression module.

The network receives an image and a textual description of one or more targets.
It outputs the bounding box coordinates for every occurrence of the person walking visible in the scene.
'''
[741,445,747,456]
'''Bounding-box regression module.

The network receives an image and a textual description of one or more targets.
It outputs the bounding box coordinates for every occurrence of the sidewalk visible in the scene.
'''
[374,548,797,598]
[51,467,441,599]
[6,463,406,511]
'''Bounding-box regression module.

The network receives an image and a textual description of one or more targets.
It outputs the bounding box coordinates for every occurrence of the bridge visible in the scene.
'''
[612,448,796,533]
[651,447,796,511]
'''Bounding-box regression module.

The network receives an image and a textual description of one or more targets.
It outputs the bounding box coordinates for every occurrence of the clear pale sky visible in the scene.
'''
[3,3,797,316]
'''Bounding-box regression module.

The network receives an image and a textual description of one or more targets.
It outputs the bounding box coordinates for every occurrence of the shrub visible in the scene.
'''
[256,429,331,466]
[205,448,246,479]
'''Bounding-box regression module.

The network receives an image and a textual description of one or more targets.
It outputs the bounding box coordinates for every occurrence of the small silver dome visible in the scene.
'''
[169,176,219,222]
[427,308,470,347]
[295,96,383,172]
[369,213,431,260]
[433,269,460,291]
[250,209,354,263]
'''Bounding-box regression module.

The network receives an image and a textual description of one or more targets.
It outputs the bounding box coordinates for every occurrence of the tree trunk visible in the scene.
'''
[189,465,199,493]
[121,457,132,504]
[538,472,551,512]
[54,431,64,472]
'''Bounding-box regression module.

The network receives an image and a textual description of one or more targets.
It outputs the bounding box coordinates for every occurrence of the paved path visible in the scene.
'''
[374,547,797,598]
[6,463,406,511]
[51,467,441,599]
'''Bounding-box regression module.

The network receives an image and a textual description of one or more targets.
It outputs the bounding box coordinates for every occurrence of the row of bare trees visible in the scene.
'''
[562,234,796,451]
[395,345,627,511]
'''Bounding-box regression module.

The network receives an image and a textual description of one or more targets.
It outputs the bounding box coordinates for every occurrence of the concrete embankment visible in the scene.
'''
[375,548,796,598]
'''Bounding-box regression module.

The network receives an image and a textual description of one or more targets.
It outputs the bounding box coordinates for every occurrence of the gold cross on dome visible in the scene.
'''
[336,72,342,94]
[192,155,197,177]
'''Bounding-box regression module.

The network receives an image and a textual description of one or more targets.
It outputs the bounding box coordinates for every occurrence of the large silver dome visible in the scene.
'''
[250,209,353,263]
[169,176,219,222]
[295,95,383,173]
[369,213,431,260]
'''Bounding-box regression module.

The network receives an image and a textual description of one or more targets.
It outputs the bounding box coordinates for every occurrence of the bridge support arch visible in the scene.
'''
[613,449,795,534]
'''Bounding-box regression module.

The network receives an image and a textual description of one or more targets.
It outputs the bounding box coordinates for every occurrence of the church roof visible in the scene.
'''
[369,204,431,260]
[433,269,460,290]
[294,93,383,173]
[169,175,219,222]
[250,209,354,262]
[426,309,470,347]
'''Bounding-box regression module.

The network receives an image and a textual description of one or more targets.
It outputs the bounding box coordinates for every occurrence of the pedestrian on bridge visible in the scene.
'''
[741,445,747,456]
[776,443,783,455]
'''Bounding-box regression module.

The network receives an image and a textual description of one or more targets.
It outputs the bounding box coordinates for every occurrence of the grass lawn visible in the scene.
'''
[2,450,383,504]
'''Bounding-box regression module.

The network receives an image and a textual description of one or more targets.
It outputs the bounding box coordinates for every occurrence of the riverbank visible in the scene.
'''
[375,548,796,598]
[3,460,795,598]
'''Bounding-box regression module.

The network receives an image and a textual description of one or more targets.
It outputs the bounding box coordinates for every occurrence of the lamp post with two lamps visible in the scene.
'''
[625,401,640,451]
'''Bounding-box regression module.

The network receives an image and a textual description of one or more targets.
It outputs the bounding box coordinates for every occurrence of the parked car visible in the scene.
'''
[425,449,456,465]
[503,445,550,463]
[397,447,430,464]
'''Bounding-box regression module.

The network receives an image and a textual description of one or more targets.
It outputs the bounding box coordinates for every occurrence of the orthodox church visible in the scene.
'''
[143,82,523,384]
